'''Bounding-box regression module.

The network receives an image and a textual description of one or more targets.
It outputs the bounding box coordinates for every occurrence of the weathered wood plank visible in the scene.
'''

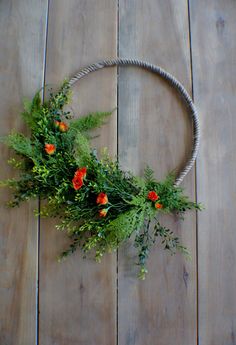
[39,1,117,344]
[118,1,197,344]
[190,1,236,344]
[0,1,48,344]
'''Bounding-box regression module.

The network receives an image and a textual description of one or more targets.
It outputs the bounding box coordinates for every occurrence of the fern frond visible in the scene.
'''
[70,111,113,133]
[0,178,18,188]
[73,131,91,166]
[144,166,156,184]
[21,92,43,130]
[2,132,34,159]
[104,208,145,248]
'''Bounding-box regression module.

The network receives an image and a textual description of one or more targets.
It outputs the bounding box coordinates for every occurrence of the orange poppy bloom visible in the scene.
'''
[147,191,159,202]
[96,192,108,205]
[72,167,87,190]
[45,143,56,155]
[72,176,83,190]
[74,167,87,179]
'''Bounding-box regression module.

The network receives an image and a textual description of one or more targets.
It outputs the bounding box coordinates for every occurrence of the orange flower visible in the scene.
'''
[74,167,87,179]
[96,192,108,205]
[99,209,108,217]
[147,191,159,202]
[59,122,69,132]
[155,203,163,209]
[72,176,83,190]
[55,120,69,132]
[45,143,56,155]
[72,167,87,190]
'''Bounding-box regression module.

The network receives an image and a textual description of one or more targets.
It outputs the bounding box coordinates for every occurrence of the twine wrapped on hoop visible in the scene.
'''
[68,58,200,186]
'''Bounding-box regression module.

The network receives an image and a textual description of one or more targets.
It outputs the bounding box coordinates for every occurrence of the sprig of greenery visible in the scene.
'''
[70,110,114,133]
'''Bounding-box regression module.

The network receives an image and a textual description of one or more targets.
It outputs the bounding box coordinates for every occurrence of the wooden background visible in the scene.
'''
[0,1,236,344]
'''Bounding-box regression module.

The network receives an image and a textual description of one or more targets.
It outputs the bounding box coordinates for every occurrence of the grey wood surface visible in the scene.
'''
[190,0,236,344]
[0,1,48,344]
[0,0,236,344]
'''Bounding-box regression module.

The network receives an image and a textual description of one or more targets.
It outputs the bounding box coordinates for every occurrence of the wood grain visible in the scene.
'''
[0,1,48,344]
[38,1,117,344]
[117,1,197,344]
[190,0,236,344]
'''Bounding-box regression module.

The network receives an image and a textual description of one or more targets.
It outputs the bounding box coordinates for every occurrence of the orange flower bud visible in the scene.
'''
[155,203,163,209]
[45,143,56,155]
[54,120,69,132]
[59,121,69,132]
[96,192,108,205]
[99,209,108,217]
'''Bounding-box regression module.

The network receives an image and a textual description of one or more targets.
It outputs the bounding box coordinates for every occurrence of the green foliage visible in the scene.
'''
[21,91,42,130]
[73,131,91,166]
[1,132,34,159]
[0,81,201,279]
[153,221,188,255]
[144,165,156,186]
[70,111,113,134]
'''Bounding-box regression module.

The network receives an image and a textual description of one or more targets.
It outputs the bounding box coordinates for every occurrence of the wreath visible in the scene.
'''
[0,59,202,279]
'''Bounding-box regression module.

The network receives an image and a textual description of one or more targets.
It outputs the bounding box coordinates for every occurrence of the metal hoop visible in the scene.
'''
[68,58,200,186]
